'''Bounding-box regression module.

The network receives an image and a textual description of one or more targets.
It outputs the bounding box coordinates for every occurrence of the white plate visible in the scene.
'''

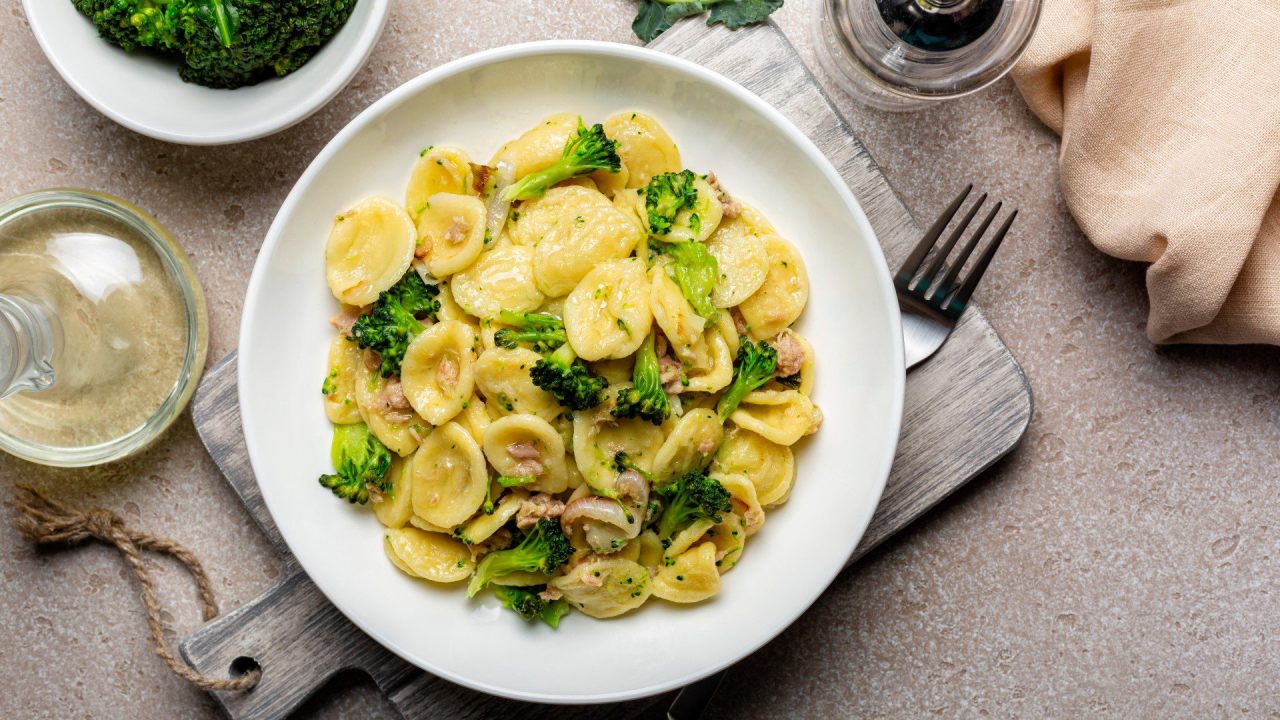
[240,41,904,704]
[22,0,388,145]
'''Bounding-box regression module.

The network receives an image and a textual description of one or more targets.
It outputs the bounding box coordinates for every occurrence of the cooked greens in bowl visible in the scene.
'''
[71,0,357,88]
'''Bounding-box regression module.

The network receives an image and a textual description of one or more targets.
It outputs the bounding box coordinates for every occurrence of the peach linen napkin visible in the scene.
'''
[1011,0,1280,345]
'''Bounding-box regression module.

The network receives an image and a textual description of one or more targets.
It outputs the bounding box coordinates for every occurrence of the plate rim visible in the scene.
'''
[239,39,905,704]
[20,0,390,145]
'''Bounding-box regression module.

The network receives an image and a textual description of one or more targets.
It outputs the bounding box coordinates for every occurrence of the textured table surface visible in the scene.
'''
[1,1,1278,718]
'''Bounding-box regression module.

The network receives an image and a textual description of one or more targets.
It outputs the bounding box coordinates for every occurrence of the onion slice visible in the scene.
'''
[484,161,515,245]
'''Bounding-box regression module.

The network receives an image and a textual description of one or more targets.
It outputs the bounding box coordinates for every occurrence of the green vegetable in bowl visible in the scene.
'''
[71,0,358,89]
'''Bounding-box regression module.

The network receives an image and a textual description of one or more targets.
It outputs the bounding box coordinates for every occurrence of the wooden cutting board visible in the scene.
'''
[179,19,1033,720]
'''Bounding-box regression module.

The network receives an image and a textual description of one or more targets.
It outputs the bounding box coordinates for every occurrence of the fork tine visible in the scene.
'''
[929,200,1002,301]
[896,184,971,281]
[915,192,987,294]
[947,209,1017,309]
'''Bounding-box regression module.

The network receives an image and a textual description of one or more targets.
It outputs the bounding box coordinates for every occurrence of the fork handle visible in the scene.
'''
[667,671,727,720]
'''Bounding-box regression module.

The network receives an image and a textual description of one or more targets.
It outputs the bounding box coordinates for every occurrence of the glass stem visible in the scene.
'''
[0,292,57,400]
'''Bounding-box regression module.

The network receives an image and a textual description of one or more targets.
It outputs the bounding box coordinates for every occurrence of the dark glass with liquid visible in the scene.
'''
[814,0,1040,110]
[877,0,1004,51]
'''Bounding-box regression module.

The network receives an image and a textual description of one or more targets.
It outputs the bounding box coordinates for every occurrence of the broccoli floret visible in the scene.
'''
[501,120,621,201]
[529,343,608,411]
[612,333,669,425]
[496,475,537,488]
[655,240,719,321]
[492,310,566,353]
[493,585,571,628]
[655,470,732,541]
[317,422,392,505]
[613,451,657,485]
[72,0,185,51]
[466,518,573,597]
[177,0,358,89]
[350,273,441,377]
[644,170,699,236]
[715,337,778,421]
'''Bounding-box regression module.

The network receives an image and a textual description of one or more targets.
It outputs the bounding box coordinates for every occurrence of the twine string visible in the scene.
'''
[13,483,260,692]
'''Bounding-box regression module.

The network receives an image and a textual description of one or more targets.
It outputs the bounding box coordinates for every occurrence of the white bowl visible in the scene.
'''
[21,0,388,145]
[239,41,904,704]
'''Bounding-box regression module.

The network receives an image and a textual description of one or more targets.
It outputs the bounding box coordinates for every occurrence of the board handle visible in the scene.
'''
[180,568,413,720]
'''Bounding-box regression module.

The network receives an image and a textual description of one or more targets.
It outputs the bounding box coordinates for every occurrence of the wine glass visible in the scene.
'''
[0,190,207,467]
[813,0,1042,111]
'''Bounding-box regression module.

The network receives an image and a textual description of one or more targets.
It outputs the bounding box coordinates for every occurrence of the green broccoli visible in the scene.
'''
[654,470,732,541]
[654,239,719,321]
[466,518,574,597]
[350,272,441,377]
[177,0,358,88]
[529,342,608,411]
[492,310,566,353]
[318,422,392,505]
[71,0,185,51]
[73,0,358,89]
[501,120,621,202]
[613,451,657,484]
[612,333,669,425]
[644,170,699,236]
[493,585,571,628]
[496,475,537,488]
[715,337,778,421]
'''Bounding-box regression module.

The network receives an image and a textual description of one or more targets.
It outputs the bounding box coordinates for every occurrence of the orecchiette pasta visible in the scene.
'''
[474,347,563,420]
[602,111,681,188]
[563,256,652,360]
[651,408,723,482]
[730,389,823,446]
[713,430,795,507]
[372,456,414,529]
[572,391,664,492]
[737,234,810,340]
[482,414,569,493]
[649,263,708,366]
[411,422,488,528]
[325,197,416,306]
[401,320,477,426]
[318,111,823,627]
[508,186,611,247]
[450,242,544,319]
[705,217,769,308]
[355,359,425,457]
[323,334,363,425]
[714,472,765,536]
[550,556,652,618]
[405,145,474,219]
[652,542,721,603]
[532,204,644,297]
[416,193,487,278]
[490,112,579,179]
[384,527,475,583]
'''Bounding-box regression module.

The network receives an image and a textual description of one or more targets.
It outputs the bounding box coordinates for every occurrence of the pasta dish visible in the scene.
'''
[318,111,822,626]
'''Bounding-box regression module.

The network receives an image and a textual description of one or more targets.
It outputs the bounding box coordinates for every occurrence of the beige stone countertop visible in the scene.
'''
[2,0,1278,717]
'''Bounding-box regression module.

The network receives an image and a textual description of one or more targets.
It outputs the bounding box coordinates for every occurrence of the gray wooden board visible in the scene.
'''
[180,19,1032,720]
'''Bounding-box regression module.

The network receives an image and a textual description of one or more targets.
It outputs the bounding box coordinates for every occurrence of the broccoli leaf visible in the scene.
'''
[656,240,719,321]
[633,0,708,43]
[706,0,784,29]
[631,0,781,42]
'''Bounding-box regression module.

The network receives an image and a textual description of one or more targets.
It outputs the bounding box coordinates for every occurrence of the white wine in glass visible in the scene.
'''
[0,190,207,467]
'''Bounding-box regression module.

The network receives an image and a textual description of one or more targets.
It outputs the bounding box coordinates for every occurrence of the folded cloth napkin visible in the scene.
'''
[1011,0,1280,345]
